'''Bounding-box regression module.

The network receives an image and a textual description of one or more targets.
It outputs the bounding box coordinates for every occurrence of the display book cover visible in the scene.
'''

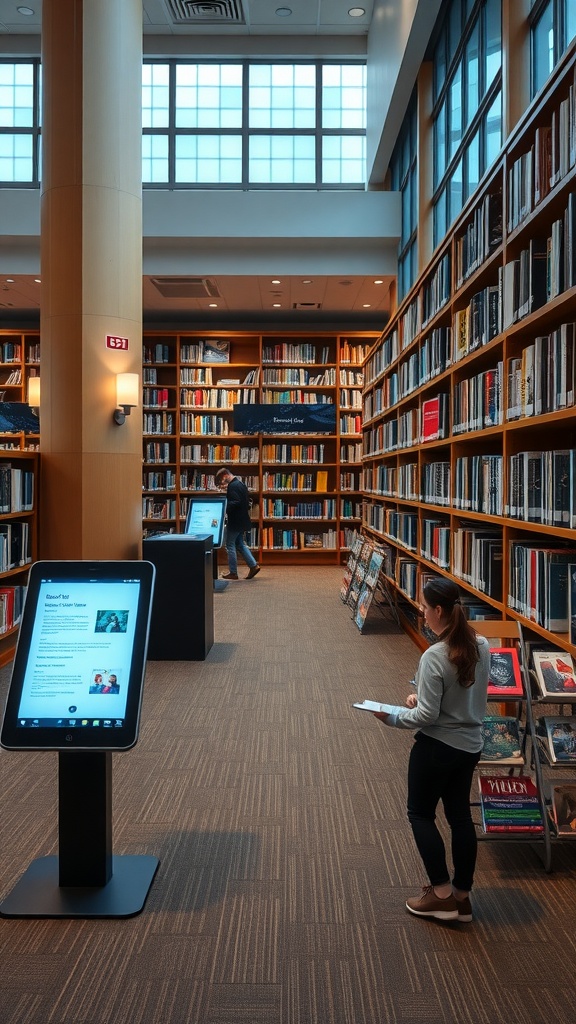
[487,647,523,697]
[0,560,155,752]
[480,715,523,764]
[531,650,576,699]
[536,716,576,763]
[477,774,544,832]
[549,782,576,835]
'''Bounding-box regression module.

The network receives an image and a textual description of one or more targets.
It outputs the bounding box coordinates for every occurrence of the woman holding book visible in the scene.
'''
[374,577,490,922]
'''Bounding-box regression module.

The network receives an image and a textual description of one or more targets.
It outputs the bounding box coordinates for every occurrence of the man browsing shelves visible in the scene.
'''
[215,467,260,581]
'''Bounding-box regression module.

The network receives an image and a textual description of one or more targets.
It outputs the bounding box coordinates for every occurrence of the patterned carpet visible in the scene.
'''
[0,566,575,1024]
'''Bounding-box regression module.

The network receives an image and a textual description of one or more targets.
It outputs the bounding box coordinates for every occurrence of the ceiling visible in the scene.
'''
[0,1,375,37]
[0,0,393,326]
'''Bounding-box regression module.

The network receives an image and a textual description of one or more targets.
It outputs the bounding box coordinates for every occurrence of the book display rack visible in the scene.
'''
[143,331,375,563]
[0,450,38,667]
[361,43,576,658]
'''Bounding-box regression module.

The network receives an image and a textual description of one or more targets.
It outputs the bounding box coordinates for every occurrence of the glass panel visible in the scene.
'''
[249,134,315,183]
[142,134,169,183]
[410,165,418,232]
[449,61,462,159]
[142,64,169,129]
[465,19,480,125]
[448,157,463,223]
[531,1,554,95]
[0,63,34,128]
[434,28,447,103]
[402,177,411,240]
[434,188,447,248]
[434,101,447,188]
[485,0,502,89]
[466,130,480,199]
[175,134,242,183]
[485,89,502,167]
[248,65,316,130]
[0,132,33,180]
[175,64,242,129]
[449,0,462,64]
[322,64,366,130]
[567,0,576,45]
[322,135,365,184]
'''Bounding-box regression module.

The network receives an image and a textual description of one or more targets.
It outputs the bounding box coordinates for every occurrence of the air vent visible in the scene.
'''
[162,0,246,24]
[293,302,322,310]
[151,277,221,299]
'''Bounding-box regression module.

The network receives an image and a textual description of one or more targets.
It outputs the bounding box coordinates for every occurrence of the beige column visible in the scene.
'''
[40,0,143,559]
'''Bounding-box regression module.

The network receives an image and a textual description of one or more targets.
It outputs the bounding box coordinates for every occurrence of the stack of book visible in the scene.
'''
[478,774,544,832]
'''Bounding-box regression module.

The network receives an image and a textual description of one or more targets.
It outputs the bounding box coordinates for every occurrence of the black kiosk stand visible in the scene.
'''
[0,560,157,919]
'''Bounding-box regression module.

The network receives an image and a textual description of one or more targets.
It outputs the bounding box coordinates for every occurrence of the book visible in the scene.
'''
[532,651,576,699]
[202,339,230,363]
[478,774,544,832]
[550,783,576,835]
[480,715,523,764]
[353,699,397,714]
[537,716,576,762]
[570,564,576,647]
[487,647,523,697]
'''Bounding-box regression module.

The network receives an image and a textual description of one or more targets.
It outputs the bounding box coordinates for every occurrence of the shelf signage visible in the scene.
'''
[106,335,129,351]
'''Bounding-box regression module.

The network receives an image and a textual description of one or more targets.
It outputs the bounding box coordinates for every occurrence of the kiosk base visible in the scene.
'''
[0,854,159,919]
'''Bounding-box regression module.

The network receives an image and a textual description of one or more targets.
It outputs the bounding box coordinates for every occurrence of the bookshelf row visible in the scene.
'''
[141,331,376,563]
[361,43,576,657]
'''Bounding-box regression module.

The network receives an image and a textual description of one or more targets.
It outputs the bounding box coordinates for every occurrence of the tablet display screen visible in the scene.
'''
[1,561,155,751]
[184,496,227,549]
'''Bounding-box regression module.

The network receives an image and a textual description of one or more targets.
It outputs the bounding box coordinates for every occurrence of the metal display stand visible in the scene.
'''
[0,752,159,918]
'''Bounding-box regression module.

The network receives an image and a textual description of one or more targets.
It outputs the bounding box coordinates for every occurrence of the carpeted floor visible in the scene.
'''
[0,565,575,1024]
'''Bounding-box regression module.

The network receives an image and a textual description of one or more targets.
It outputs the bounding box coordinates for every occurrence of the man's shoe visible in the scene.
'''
[246,565,260,579]
[405,886,459,920]
[221,572,238,580]
[454,895,473,922]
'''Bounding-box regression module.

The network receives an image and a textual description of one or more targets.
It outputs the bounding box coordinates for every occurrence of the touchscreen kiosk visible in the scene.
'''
[1,560,155,752]
[184,494,227,548]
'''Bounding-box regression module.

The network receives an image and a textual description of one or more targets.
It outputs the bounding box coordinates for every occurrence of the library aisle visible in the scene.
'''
[1,567,576,1024]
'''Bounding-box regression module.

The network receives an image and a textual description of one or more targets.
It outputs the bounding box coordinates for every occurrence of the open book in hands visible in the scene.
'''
[353,700,397,714]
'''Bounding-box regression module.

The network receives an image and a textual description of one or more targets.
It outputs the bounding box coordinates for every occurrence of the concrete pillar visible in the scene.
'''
[40,0,143,559]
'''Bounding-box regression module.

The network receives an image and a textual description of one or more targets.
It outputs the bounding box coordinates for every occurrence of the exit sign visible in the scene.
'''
[106,335,129,350]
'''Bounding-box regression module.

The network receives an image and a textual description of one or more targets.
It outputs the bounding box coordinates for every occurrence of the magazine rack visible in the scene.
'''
[472,620,555,871]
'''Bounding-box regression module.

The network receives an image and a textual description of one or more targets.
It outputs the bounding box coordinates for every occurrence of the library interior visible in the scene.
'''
[1,2,576,1023]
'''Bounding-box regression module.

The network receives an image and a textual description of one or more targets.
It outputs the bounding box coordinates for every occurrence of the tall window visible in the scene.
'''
[432,0,502,249]
[143,60,366,189]
[390,91,418,302]
[0,60,41,185]
[530,0,576,97]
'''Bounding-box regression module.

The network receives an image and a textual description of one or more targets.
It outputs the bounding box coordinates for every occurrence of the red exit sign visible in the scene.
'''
[106,335,129,350]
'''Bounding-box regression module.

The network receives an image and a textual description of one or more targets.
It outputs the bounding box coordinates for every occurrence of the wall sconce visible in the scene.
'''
[114,372,139,425]
[27,375,41,411]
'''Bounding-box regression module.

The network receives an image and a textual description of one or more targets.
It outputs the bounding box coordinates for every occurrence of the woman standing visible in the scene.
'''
[374,577,490,922]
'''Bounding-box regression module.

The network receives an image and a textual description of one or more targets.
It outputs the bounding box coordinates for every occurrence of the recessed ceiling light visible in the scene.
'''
[34,278,41,283]
[208,303,218,308]
[273,303,282,308]
[348,7,365,16]
[275,7,292,15]
[373,279,384,285]
[362,303,371,308]
[302,279,313,285]
[271,279,281,284]
[5,278,14,283]
[17,6,35,14]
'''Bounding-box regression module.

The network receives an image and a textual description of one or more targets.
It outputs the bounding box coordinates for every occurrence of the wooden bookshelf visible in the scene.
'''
[0,450,38,667]
[142,330,376,564]
[0,330,40,452]
[361,42,576,655]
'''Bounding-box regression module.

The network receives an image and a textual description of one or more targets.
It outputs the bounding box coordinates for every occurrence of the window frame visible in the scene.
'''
[0,58,41,188]
[142,58,367,191]
[529,0,576,98]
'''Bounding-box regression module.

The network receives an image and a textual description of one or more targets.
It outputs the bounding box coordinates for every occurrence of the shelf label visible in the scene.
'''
[106,335,129,351]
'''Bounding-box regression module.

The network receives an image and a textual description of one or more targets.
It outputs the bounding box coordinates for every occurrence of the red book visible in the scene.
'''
[422,396,440,441]
[487,647,523,697]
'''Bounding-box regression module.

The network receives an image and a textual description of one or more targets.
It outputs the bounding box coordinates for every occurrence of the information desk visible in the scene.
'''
[143,534,214,660]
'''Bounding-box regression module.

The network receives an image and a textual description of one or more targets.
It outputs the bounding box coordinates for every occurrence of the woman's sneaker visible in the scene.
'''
[405,886,458,920]
[454,895,473,922]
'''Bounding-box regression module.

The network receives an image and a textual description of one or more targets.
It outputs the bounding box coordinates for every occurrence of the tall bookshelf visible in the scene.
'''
[362,42,576,656]
[0,330,41,451]
[142,330,375,564]
[0,450,38,666]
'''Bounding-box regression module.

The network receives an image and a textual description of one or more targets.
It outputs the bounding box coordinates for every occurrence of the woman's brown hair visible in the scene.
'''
[423,577,479,687]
